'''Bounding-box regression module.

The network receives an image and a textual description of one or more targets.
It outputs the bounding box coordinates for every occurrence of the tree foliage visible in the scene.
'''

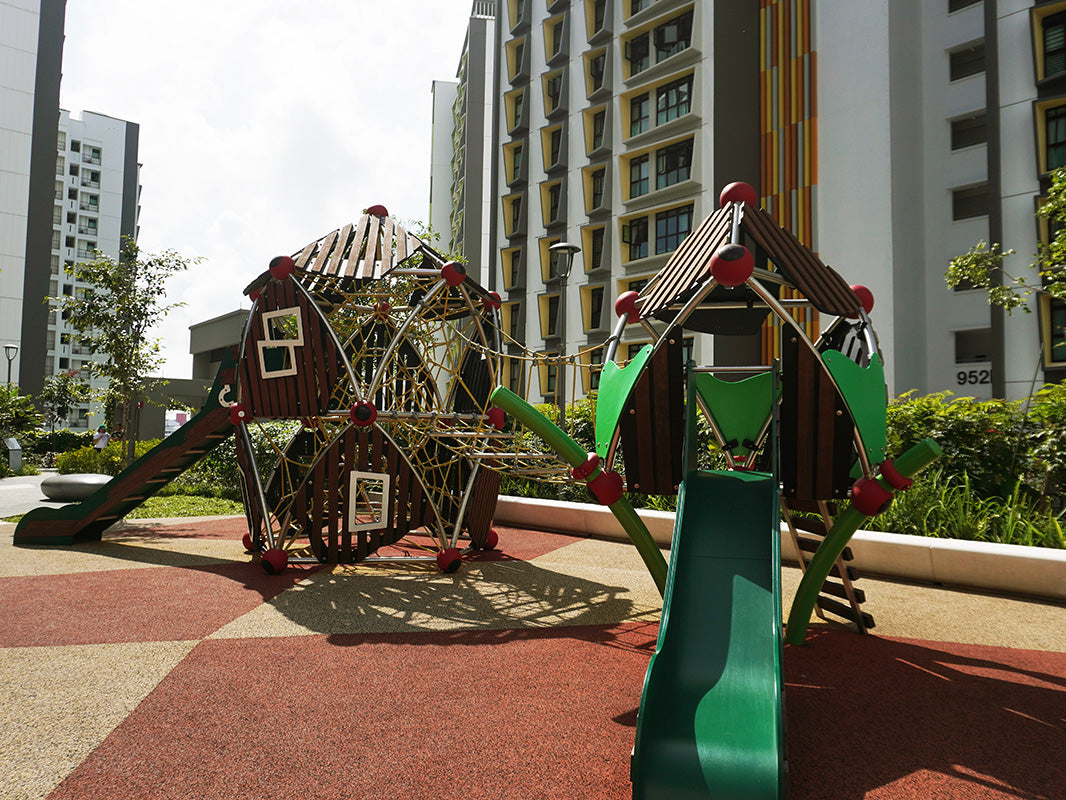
[38,369,90,428]
[947,166,1066,309]
[49,238,196,464]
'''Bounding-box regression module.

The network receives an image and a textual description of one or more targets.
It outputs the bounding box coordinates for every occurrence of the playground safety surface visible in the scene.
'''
[2,516,1064,800]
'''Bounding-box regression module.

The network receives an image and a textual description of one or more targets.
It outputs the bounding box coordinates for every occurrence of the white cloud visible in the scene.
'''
[60,0,471,376]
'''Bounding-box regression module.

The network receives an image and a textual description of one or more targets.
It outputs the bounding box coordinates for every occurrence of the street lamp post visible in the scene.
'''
[4,344,18,389]
[548,241,581,425]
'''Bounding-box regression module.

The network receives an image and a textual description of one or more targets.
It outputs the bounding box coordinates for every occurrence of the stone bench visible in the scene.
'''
[40,473,111,503]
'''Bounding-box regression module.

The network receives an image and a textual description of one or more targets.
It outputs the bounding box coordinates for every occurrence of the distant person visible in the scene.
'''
[112,425,124,441]
[93,426,110,450]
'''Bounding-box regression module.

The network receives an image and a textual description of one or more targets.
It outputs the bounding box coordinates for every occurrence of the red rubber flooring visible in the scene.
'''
[3,519,1064,800]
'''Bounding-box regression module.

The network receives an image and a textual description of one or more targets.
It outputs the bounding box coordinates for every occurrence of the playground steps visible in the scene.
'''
[782,500,874,632]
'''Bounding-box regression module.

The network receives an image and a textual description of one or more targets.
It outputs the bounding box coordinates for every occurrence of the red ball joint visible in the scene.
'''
[436,547,462,573]
[483,529,500,550]
[441,261,467,287]
[229,403,249,426]
[262,548,289,574]
[269,255,295,280]
[709,243,754,287]
[249,287,261,302]
[350,400,378,427]
[373,301,391,319]
[850,477,894,517]
[486,407,506,430]
[849,284,874,319]
[878,460,913,492]
[614,290,641,320]
[588,469,625,506]
[242,533,256,552]
[570,452,602,481]
[482,291,502,311]
[719,181,758,209]
[366,204,389,217]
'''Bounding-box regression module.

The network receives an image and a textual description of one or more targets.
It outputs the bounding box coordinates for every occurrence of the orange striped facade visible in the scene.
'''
[760,0,818,361]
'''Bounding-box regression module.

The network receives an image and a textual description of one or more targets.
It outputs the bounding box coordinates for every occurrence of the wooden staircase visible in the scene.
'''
[782,499,874,633]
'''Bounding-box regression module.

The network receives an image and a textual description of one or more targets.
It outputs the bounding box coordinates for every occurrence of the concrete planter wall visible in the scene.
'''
[494,496,1066,602]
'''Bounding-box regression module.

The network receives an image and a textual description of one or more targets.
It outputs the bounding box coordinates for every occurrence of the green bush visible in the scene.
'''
[886,390,1027,499]
[163,419,299,501]
[55,439,161,476]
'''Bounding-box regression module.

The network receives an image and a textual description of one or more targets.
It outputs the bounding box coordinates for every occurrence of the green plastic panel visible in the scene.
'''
[822,350,888,465]
[632,470,785,799]
[692,372,776,457]
[594,344,655,458]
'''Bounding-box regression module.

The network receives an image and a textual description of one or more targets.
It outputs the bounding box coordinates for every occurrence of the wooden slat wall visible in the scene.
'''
[617,337,684,495]
[779,333,854,501]
[238,278,345,418]
[464,467,501,546]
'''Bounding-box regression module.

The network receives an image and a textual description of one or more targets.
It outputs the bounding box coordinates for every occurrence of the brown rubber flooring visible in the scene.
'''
[2,517,1063,800]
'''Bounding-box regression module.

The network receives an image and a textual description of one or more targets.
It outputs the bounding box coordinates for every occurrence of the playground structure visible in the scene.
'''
[12,183,941,800]
[490,181,940,798]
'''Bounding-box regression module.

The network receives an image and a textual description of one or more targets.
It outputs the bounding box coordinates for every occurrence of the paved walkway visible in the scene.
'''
[2,516,1063,799]
[0,471,63,519]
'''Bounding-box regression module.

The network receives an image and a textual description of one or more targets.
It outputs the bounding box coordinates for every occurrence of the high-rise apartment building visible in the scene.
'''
[433,0,1066,402]
[0,0,65,393]
[48,109,141,427]
[430,0,498,286]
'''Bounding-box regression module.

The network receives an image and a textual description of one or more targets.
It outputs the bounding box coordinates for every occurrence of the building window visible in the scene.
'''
[589,227,605,270]
[949,40,985,81]
[592,0,606,32]
[509,302,522,340]
[550,19,564,58]
[548,127,562,166]
[591,168,606,208]
[657,75,693,125]
[588,347,603,391]
[589,286,604,330]
[630,92,650,136]
[624,217,649,260]
[545,73,563,113]
[545,295,560,336]
[508,143,523,182]
[952,184,989,220]
[1045,12,1066,77]
[656,205,693,254]
[591,109,606,150]
[627,33,650,75]
[70,140,80,153]
[630,155,650,197]
[547,183,562,222]
[951,112,987,150]
[631,0,650,14]
[954,328,992,363]
[1048,105,1066,171]
[656,139,694,189]
[655,10,693,62]
[510,91,525,130]
[1046,296,1066,364]
[588,51,606,93]
[948,0,980,11]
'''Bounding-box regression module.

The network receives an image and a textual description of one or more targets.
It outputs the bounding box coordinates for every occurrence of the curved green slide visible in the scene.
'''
[632,469,786,799]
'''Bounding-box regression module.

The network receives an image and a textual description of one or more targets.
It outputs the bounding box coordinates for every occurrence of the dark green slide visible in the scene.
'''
[632,469,786,799]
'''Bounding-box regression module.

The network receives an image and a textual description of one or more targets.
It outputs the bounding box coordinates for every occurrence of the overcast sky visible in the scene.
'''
[59,0,472,377]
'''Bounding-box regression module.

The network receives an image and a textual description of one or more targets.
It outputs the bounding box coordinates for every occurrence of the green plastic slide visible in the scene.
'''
[632,469,786,800]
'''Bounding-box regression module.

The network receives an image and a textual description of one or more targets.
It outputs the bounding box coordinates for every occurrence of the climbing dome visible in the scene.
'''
[231,209,587,572]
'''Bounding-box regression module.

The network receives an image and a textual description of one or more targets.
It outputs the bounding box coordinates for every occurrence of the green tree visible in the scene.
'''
[946,166,1066,309]
[37,369,90,454]
[50,238,197,466]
